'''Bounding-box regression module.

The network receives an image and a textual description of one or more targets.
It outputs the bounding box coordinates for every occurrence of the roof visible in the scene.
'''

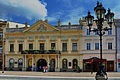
[6,27,27,32]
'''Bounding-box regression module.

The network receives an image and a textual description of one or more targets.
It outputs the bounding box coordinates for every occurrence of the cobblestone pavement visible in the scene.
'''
[0,71,119,78]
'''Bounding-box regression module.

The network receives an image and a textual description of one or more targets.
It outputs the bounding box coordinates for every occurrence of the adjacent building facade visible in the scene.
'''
[0,21,29,70]
[4,19,116,72]
[115,19,120,72]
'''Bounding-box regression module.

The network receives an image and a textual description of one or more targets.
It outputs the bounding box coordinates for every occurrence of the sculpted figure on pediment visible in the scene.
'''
[37,24,47,32]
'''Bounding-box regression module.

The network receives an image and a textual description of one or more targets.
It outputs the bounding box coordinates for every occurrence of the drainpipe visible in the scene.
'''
[115,21,118,72]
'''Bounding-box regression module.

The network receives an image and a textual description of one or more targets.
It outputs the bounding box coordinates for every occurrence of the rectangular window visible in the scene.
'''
[86,29,90,35]
[29,43,33,50]
[108,43,112,50]
[62,43,67,51]
[51,43,55,50]
[19,44,23,52]
[86,43,91,50]
[10,44,14,52]
[94,31,98,35]
[72,43,77,51]
[108,29,112,35]
[40,43,44,50]
[95,43,99,50]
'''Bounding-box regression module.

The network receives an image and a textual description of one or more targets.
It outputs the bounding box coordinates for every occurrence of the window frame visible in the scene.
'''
[72,43,77,51]
[86,43,91,50]
[10,44,14,52]
[95,43,99,50]
[108,42,112,50]
[18,44,23,52]
[29,43,33,50]
[40,43,44,50]
[86,29,90,35]
[62,43,67,51]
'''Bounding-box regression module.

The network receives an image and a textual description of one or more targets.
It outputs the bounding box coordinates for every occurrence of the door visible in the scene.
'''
[50,59,55,72]
[107,61,114,71]
[37,59,47,71]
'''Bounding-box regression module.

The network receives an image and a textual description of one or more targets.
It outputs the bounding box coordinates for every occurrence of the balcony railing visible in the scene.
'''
[21,50,61,54]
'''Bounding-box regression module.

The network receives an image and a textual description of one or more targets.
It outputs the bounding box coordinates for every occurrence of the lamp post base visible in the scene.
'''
[95,71,108,80]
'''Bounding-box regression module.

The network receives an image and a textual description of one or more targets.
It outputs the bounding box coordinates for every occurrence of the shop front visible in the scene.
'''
[83,57,107,72]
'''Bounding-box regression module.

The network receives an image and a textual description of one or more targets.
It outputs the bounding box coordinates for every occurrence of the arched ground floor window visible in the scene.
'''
[9,58,14,70]
[62,59,68,69]
[18,58,23,71]
[72,59,78,69]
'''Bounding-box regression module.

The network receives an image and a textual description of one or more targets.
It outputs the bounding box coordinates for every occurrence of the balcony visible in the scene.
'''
[21,50,61,54]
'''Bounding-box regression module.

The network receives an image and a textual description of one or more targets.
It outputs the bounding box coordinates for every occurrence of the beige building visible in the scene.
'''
[0,20,29,71]
[4,19,116,72]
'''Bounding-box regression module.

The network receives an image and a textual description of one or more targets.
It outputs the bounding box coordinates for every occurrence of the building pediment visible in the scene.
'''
[23,20,60,32]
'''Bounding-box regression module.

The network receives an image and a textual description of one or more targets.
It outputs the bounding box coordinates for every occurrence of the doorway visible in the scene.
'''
[37,59,47,71]
[107,61,114,71]
[50,59,55,72]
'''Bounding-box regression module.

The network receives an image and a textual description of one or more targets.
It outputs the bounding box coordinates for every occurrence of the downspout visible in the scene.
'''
[115,21,118,72]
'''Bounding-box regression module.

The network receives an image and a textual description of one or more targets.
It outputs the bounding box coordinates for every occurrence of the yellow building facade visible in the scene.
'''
[5,20,84,72]
[4,19,116,72]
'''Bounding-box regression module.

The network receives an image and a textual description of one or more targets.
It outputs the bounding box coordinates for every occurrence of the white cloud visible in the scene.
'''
[62,7,85,25]
[0,0,47,21]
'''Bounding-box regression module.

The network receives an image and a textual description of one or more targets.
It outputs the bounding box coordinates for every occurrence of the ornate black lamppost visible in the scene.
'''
[85,2,114,80]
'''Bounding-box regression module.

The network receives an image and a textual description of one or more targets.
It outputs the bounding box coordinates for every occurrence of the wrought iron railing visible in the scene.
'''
[21,50,61,54]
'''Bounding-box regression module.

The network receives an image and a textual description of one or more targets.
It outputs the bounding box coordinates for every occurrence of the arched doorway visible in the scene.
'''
[18,58,23,71]
[50,59,55,72]
[9,58,14,70]
[37,59,47,71]
[62,59,68,69]
[72,59,78,69]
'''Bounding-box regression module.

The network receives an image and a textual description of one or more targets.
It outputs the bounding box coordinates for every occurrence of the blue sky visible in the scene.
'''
[0,0,119,25]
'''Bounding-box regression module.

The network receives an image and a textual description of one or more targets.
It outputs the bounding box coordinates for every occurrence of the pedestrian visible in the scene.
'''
[46,66,48,72]
[43,66,46,73]
[39,66,41,72]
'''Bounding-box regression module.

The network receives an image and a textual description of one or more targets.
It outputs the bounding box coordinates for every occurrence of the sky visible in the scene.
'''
[0,0,119,25]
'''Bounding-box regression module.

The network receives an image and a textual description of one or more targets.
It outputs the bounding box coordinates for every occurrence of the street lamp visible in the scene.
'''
[85,2,114,80]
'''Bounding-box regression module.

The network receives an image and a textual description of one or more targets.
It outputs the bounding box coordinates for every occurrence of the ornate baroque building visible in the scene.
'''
[4,19,116,72]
